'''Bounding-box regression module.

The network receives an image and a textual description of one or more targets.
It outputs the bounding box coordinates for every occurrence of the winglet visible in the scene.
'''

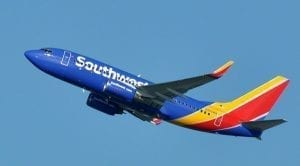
[211,60,234,78]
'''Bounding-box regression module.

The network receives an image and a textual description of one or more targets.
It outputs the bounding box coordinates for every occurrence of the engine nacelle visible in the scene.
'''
[86,93,123,115]
[103,80,136,102]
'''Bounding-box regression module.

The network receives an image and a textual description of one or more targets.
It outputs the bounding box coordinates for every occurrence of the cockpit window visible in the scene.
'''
[41,48,52,52]
[41,48,53,56]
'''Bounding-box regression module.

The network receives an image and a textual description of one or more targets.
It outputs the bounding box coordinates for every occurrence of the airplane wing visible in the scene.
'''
[137,61,234,106]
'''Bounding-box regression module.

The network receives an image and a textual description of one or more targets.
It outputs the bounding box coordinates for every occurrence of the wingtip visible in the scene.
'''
[280,119,288,123]
[211,60,234,78]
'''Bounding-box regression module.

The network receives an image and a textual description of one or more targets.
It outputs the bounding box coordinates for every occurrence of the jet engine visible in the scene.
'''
[86,93,123,115]
[102,80,137,102]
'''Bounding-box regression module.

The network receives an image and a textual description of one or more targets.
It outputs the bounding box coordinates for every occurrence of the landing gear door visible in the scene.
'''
[61,51,71,66]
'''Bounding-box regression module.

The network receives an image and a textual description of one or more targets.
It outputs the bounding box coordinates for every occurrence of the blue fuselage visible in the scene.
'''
[24,48,289,138]
[24,48,207,122]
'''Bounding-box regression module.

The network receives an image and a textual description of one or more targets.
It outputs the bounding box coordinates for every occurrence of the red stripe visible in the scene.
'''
[188,80,289,131]
[211,66,231,78]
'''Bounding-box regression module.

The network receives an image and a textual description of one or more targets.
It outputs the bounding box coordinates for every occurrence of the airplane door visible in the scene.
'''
[214,114,223,127]
[61,51,71,66]
[214,105,224,127]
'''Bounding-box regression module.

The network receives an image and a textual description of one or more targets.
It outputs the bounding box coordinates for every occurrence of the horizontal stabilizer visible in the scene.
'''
[242,119,286,132]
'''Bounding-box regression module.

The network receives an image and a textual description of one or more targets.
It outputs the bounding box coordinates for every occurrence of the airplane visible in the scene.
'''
[25,48,289,139]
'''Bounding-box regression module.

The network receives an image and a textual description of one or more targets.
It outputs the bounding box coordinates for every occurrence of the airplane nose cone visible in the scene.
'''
[24,50,34,61]
[24,50,40,65]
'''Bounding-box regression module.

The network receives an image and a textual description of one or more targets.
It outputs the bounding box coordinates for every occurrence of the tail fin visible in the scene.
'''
[242,119,287,139]
[226,76,289,121]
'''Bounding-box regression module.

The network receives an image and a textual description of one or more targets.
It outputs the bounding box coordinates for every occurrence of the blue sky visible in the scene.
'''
[0,0,299,165]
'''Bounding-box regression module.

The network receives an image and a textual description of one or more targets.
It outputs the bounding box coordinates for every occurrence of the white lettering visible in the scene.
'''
[93,64,102,74]
[108,67,117,79]
[75,56,85,68]
[85,61,93,71]
[75,56,148,88]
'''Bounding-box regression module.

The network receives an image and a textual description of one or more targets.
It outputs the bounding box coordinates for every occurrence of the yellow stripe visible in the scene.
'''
[226,76,288,110]
[172,76,288,125]
[213,60,234,75]
[172,102,222,126]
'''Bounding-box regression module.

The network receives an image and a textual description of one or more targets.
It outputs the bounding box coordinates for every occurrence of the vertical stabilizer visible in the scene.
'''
[226,76,289,121]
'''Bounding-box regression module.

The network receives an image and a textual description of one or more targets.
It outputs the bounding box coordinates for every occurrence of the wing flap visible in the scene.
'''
[127,109,162,125]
